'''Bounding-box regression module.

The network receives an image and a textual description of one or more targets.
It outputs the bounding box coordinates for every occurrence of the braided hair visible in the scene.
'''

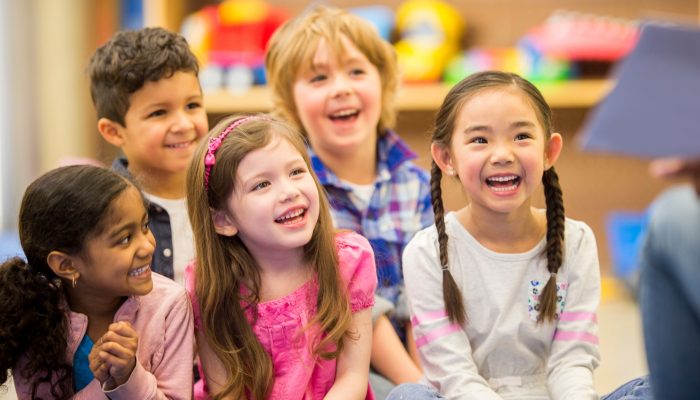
[430,71,565,324]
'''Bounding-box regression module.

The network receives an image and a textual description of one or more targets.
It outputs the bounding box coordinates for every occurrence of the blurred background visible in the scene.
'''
[1,1,699,398]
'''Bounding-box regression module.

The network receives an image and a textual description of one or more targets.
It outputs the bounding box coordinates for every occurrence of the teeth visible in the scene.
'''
[276,208,304,222]
[491,184,518,192]
[166,142,190,148]
[488,175,518,182]
[331,109,357,118]
[129,265,150,276]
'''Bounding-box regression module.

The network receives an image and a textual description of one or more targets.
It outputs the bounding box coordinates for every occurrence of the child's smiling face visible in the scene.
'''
[292,34,382,161]
[74,185,155,298]
[441,86,562,216]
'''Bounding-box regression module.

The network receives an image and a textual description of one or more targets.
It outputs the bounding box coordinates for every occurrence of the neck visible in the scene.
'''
[64,286,125,322]
[313,140,377,185]
[254,249,313,302]
[129,166,186,199]
[456,204,547,253]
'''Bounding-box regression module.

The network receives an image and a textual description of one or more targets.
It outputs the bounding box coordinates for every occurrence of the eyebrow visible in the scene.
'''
[463,120,537,134]
[106,212,148,240]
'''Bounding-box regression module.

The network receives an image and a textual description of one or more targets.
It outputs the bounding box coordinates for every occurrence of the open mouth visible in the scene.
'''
[165,139,195,149]
[329,109,359,122]
[129,264,151,277]
[486,175,521,192]
[275,208,306,225]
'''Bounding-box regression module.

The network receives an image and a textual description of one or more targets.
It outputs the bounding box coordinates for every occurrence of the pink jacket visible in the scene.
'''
[13,273,195,399]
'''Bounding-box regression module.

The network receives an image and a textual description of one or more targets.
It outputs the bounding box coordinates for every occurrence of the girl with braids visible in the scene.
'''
[392,71,651,400]
[0,165,194,399]
[185,114,376,399]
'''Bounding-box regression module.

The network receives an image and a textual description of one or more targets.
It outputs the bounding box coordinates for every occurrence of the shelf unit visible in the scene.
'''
[204,79,613,114]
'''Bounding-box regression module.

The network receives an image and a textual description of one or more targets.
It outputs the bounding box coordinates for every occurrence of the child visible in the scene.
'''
[398,71,650,399]
[265,5,428,390]
[88,26,209,285]
[185,115,377,399]
[0,165,194,399]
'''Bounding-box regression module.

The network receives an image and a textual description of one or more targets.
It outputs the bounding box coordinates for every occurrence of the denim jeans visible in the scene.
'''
[385,383,444,400]
[639,185,700,400]
[602,376,653,400]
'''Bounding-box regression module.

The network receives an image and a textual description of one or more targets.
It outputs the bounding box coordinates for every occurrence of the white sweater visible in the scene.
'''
[404,212,601,400]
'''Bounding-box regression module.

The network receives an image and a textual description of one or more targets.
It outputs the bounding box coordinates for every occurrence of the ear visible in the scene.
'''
[98,118,126,147]
[544,132,563,170]
[46,250,79,282]
[430,142,455,176]
[210,208,238,237]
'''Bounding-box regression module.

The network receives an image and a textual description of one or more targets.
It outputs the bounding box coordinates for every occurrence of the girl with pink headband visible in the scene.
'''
[185,114,377,399]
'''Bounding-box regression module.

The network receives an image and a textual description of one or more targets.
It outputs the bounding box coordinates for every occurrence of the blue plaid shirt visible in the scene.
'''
[309,130,433,310]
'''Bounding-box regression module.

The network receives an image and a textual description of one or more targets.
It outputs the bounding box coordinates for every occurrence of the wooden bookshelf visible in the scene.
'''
[204,79,614,114]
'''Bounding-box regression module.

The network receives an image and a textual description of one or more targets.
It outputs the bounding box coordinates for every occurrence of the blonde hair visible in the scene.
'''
[186,114,353,399]
[265,5,399,135]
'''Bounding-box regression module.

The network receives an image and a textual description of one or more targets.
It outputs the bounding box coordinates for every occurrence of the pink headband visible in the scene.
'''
[203,116,267,189]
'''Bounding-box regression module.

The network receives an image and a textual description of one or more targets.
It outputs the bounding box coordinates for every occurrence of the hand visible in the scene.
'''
[94,321,139,389]
[649,157,700,196]
[88,337,112,384]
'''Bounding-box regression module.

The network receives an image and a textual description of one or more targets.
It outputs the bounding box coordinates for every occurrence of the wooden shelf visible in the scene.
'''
[204,79,613,114]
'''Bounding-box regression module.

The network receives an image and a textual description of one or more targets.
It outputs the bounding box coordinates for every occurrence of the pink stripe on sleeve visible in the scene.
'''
[554,330,599,345]
[414,324,461,349]
[411,310,448,326]
[559,312,597,322]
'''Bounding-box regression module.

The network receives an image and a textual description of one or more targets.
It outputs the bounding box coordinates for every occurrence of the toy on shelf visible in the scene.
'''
[349,5,395,42]
[181,0,289,93]
[524,10,639,61]
[394,0,464,82]
[443,45,572,85]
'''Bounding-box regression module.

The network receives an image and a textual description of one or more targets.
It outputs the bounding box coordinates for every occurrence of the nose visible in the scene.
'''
[137,229,156,259]
[331,75,352,98]
[279,178,301,203]
[490,141,514,165]
[170,110,195,133]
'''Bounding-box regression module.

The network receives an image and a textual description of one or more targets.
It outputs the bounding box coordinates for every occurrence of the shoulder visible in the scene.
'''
[335,231,374,266]
[334,231,377,287]
[144,272,189,306]
[564,217,596,247]
[649,185,699,225]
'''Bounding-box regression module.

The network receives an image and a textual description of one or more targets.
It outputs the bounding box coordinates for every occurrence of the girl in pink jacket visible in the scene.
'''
[0,165,194,399]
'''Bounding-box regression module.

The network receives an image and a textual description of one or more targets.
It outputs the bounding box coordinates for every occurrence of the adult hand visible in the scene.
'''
[649,157,700,196]
[95,321,139,389]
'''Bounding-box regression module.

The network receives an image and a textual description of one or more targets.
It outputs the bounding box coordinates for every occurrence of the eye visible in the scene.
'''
[470,137,487,144]
[252,181,270,191]
[117,235,132,246]
[142,219,150,233]
[290,167,306,177]
[349,68,365,77]
[186,102,201,110]
[515,133,532,141]
[310,74,327,83]
[147,109,166,118]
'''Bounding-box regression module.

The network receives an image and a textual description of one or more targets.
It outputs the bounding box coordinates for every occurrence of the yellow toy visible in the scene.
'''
[394,0,464,82]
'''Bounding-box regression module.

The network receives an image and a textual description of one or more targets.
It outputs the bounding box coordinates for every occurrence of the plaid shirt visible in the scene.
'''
[309,130,433,309]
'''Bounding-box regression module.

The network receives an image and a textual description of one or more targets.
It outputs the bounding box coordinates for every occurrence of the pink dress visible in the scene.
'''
[186,231,377,400]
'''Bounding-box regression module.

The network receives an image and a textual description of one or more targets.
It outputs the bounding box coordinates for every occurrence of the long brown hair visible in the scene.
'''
[186,115,354,399]
[265,5,398,135]
[431,71,565,325]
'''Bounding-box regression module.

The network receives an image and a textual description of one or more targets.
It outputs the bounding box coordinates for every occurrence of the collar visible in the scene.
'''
[310,129,417,188]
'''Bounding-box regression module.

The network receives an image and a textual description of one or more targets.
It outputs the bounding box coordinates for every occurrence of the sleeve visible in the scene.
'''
[184,261,202,330]
[106,290,195,400]
[403,231,502,400]
[336,231,378,313]
[547,223,601,400]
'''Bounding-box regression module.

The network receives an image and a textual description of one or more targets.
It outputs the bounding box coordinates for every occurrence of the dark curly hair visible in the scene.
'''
[0,165,131,398]
[87,26,199,126]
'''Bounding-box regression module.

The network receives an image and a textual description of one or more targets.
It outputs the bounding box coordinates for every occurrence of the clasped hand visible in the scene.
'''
[88,321,139,390]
